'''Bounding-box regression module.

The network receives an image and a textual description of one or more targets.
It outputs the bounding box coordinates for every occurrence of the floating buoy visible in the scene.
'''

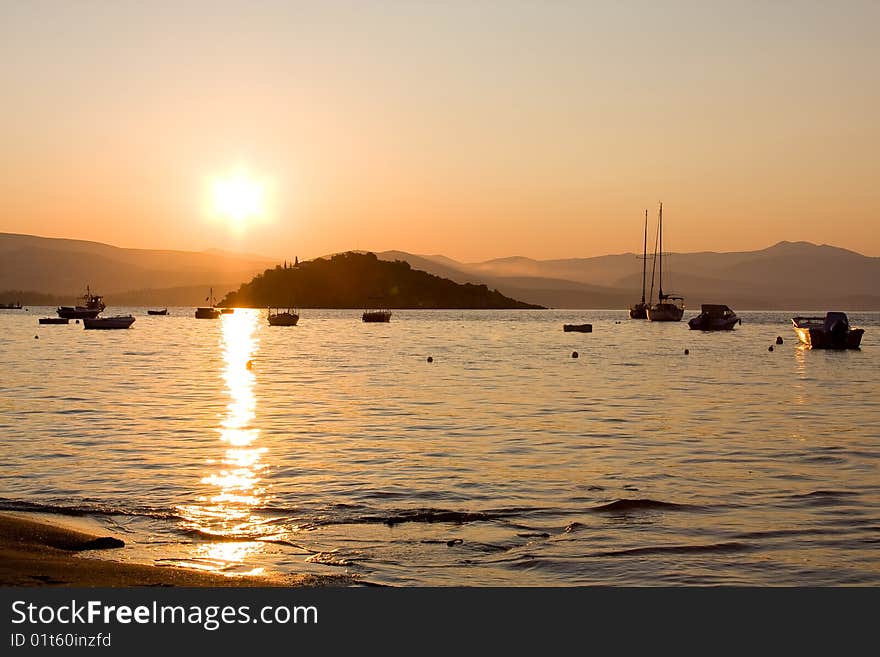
[684,349,689,355]
[768,345,774,352]
[246,360,254,370]
[572,351,579,359]
[34,335,39,339]
[427,356,433,363]
[776,336,783,345]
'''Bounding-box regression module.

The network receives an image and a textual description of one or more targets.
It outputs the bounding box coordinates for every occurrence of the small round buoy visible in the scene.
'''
[246,359,254,370]
[768,345,774,352]
[776,336,783,345]
[572,351,579,359]
[34,335,39,339]
[427,356,433,363]
[684,349,689,355]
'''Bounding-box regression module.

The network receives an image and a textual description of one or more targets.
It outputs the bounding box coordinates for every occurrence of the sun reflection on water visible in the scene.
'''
[177,309,271,574]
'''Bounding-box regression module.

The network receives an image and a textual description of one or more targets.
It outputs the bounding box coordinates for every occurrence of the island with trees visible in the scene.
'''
[219,252,544,309]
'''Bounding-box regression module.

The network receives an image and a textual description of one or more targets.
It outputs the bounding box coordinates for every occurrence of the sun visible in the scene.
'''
[210,171,267,227]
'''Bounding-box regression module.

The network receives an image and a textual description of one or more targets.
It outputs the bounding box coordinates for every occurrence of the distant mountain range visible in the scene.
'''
[2,232,878,309]
[0,232,273,305]
[374,241,880,310]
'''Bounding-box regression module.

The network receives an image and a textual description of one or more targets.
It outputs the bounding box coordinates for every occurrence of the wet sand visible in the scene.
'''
[0,513,349,587]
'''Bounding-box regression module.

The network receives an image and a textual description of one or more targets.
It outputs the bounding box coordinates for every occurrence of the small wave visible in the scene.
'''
[299,507,521,527]
[594,542,751,557]
[789,490,860,507]
[0,498,180,520]
[305,551,354,567]
[791,490,859,499]
[591,498,693,513]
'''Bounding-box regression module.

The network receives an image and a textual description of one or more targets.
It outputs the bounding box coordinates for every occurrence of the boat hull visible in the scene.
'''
[563,324,592,333]
[363,311,392,323]
[195,307,221,319]
[646,303,684,322]
[83,316,135,330]
[147,309,167,316]
[57,306,101,319]
[628,303,648,319]
[39,317,69,324]
[268,313,299,326]
[688,316,739,331]
[793,326,863,349]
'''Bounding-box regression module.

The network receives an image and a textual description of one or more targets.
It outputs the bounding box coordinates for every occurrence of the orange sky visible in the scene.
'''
[1,2,878,261]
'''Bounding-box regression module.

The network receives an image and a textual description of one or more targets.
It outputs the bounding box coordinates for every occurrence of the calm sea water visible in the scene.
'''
[1,307,878,585]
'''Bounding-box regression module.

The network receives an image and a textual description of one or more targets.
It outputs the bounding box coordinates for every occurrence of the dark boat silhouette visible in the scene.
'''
[792,312,864,349]
[0,301,22,310]
[39,317,69,325]
[563,324,592,333]
[57,286,105,319]
[268,307,299,326]
[147,308,168,315]
[195,288,221,319]
[83,315,135,330]
[646,203,684,322]
[363,309,392,322]
[688,305,741,331]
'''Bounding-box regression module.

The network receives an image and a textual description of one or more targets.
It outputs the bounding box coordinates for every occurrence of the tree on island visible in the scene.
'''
[219,252,544,309]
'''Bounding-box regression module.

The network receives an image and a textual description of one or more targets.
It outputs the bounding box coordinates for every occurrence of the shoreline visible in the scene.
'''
[0,512,350,587]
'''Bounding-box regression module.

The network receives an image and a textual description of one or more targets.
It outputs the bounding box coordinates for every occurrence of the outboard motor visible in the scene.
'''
[825,312,849,347]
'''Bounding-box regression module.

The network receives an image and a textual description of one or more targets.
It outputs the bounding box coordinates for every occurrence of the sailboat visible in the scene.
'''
[195,288,221,319]
[628,209,649,319]
[646,203,684,322]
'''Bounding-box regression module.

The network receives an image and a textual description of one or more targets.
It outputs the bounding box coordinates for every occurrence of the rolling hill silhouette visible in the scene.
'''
[2,232,879,309]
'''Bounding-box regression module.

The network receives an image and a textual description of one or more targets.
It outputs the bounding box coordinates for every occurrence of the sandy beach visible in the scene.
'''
[0,513,347,587]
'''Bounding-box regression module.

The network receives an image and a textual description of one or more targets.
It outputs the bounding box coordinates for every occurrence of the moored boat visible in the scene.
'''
[83,315,135,330]
[57,286,105,319]
[792,312,864,349]
[363,309,392,323]
[0,301,23,310]
[39,317,69,325]
[195,288,221,319]
[688,304,740,331]
[147,308,168,315]
[646,203,684,322]
[563,324,592,333]
[268,308,299,326]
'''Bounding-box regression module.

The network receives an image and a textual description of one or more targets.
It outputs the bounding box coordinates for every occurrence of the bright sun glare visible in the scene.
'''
[210,172,267,227]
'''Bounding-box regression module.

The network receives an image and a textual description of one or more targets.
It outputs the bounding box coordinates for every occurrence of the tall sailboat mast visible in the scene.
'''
[658,202,664,301]
[640,209,647,304]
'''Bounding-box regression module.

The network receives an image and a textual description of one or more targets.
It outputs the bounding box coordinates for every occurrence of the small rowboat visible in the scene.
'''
[83,315,136,330]
[39,317,69,325]
[147,308,168,315]
[563,324,592,333]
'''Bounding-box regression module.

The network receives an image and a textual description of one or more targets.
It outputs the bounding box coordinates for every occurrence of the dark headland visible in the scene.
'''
[219,252,544,309]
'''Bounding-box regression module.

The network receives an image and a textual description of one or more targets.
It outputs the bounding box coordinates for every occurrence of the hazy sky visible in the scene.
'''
[1,1,878,261]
